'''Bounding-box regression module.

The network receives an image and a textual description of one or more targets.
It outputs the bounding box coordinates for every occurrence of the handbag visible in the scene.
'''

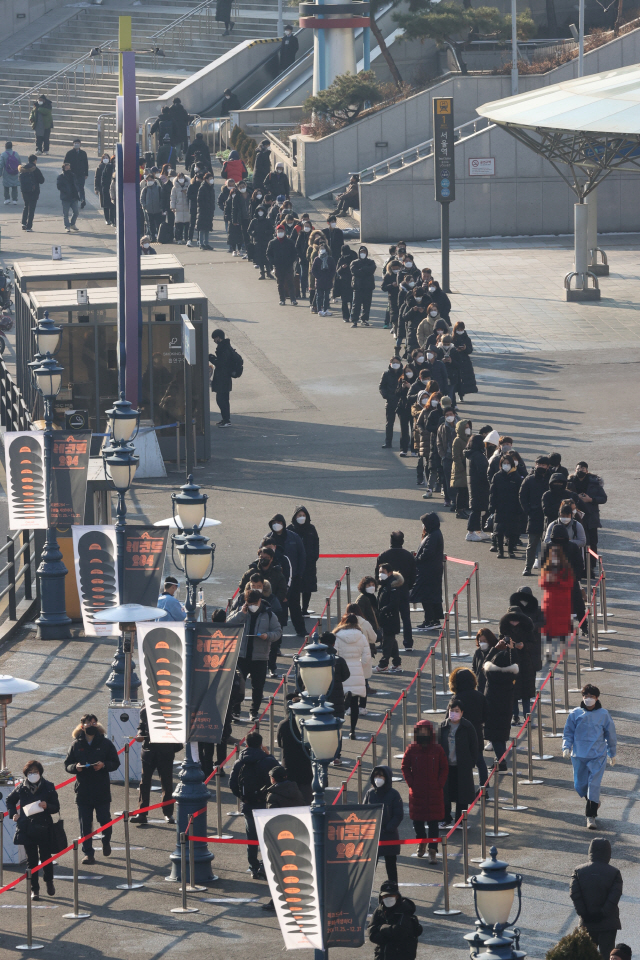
[50,816,68,856]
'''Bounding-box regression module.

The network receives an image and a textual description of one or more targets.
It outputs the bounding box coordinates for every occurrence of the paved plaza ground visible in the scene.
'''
[0,142,638,960]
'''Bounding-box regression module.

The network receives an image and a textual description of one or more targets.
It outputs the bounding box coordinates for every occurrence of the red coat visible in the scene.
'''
[401,741,448,822]
[540,568,573,637]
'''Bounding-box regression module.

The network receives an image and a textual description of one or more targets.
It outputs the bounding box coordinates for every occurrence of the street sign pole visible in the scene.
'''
[433,97,455,293]
[182,314,197,479]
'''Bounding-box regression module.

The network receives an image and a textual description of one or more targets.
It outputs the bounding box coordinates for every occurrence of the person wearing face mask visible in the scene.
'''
[18,154,44,233]
[401,720,448,863]
[464,434,491,541]
[248,204,274,279]
[225,182,244,256]
[399,254,420,282]
[542,471,570,530]
[56,162,81,233]
[184,132,212,171]
[208,328,241,427]
[410,512,444,631]
[488,436,514,480]
[404,287,430,351]
[263,162,290,199]
[64,139,89,207]
[29,96,53,154]
[472,628,499,694]
[335,243,357,321]
[508,586,543,674]
[439,698,478,826]
[452,321,478,399]
[544,500,587,553]
[488,453,524,558]
[249,187,265,219]
[263,513,306,636]
[226,589,283,721]
[140,171,163,241]
[416,302,441,348]
[424,390,445,495]
[239,546,288,612]
[381,260,403,333]
[356,576,382,640]
[156,575,186,620]
[64,713,121,863]
[7,760,60,899]
[411,390,433,487]
[221,87,242,114]
[294,220,314,297]
[519,455,551,575]
[546,451,569,482]
[375,531,416,649]
[539,542,574,662]
[267,224,298,305]
[369,880,423,958]
[563,684,616,830]
[482,636,519,770]
[252,140,271,191]
[279,24,299,70]
[287,506,319,617]
[450,419,471,519]
[379,356,404,449]
[335,612,372,734]
[436,397,458,507]
[185,173,204,246]
[130,704,181,826]
[364,766,404,885]
[437,333,462,401]
[499,605,536,725]
[423,345,449,397]
[236,179,254,258]
[425,278,451,324]
[567,462,607,576]
[311,240,336,316]
[170,171,190,243]
[321,214,344,260]
[396,365,416,457]
[139,235,156,255]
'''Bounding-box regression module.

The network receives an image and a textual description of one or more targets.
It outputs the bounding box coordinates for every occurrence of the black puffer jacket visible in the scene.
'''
[448,666,487,748]
[277,716,312,788]
[208,337,236,393]
[195,180,215,231]
[482,649,518,742]
[7,777,60,844]
[542,473,570,527]
[464,436,490,512]
[509,589,543,671]
[265,779,305,808]
[379,366,402,402]
[519,468,550,535]
[377,573,404,635]
[489,469,523,535]
[567,472,607,530]
[64,724,121,804]
[288,506,319,593]
[266,235,297,269]
[248,210,273,250]
[410,513,444,607]
[350,254,376,291]
[363,765,404,856]
[439,716,478,808]
[369,894,423,960]
[499,608,538,701]
[570,838,622,933]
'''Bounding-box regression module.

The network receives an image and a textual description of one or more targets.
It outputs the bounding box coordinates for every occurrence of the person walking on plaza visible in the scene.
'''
[369,881,423,959]
[439,698,478,826]
[56,162,81,233]
[229,731,277,880]
[401,719,448,864]
[563,683,617,829]
[0,141,21,204]
[208,328,242,428]
[267,223,298,305]
[410,512,444,631]
[570,838,623,958]
[19,156,43,232]
[130,705,180,825]
[7,760,59,899]
[350,245,376,327]
[64,713,120,863]
[156,575,186,620]
[30,96,53,154]
[64,139,89,207]
[364,766,404,886]
[226,588,282,721]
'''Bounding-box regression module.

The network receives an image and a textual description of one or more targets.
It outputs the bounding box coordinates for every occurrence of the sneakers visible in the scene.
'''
[422,488,433,498]
[291,299,298,306]
[587,817,597,830]
[381,443,392,449]
[414,623,428,632]
[65,227,71,233]
[332,757,343,766]
[522,568,532,576]
[218,421,231,428]
[268,669,278,679]
[399,452,409,458]
[70,224,79,232]
[81,854,96,864]
[533,558,539,569]
[251,864,267,881]
[373,665,388,673]
[465,531,485,542]
[186,240,194,246]
[165,815,176,824]
[3,199,10,204]
[324,310,332,316]
[31,890,41,901]
[279,299,286,305]
[360,708,367,716]
[388,666,402,674]
[417,480,426,487]
[130,814,148,825]
[318,309,325,316]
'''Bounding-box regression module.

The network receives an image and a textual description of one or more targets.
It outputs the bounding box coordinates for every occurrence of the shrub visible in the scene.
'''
[303,71,383,125]
[546,928,601,960]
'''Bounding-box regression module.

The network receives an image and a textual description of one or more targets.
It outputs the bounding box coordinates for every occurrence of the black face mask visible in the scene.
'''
[259,559,271,569]
[416,736,430,745]
[84,726,98,737]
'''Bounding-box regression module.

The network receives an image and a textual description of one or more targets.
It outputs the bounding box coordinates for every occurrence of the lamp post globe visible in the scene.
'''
[466,847,525,959]
[32,311,62,357]
[171,475,208,533]
[105,392,140,445]
[294,641,334,699]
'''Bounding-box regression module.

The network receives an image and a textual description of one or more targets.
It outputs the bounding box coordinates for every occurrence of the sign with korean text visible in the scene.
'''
[137,622,186,744]
[434,97,455,203]
[469,157,495,176]
[122,525,169,607]
[50,431,91,526]
[188,624,243,741]
[323,805,383,948]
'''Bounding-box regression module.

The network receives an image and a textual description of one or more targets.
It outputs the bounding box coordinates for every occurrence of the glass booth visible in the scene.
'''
[18,282,210,462]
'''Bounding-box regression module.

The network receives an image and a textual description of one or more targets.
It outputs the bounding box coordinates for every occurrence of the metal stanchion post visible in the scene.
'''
[372,736,377,770]
[394,691,407,759]
[486,764,509,838]
[592,590,607,650]
[545,672,563,737]
[357,760,363,803]
[325,597,331,631]
[470,790,487,863]
[466,580,472,637]
[472,563,489,624]
[519,716,543,785]
[171,833,198,913]
[533,696,552,760]
[571,630,583,692]
[424,654,440,714]
[216,771,223,838]
[557,653,570,714]
[345,566,351,604]
[116,811,144,889]
[453,811,472,888]
[335,580,342,621]
[443,556,449,615]
[451,595,463,658]
[17,869,44,950]
[341,780,347,804]
[501,738,527,811]
[600,572,616,633]
[416,671,422,717]
[583,605,603,672]
[187,824,207,892]
[386,711,392,769]
[124,741,130,812]
[440,629,448,694]
[433,837,461,915]
[62,839,91,919]
[269,698,275,756]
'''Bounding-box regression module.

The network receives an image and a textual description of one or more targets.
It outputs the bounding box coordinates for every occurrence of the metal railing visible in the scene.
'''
[97,113,118,158]
[185,117,232,158]
[0,353,33,433]
[356,115,493,183]
[0,531,37,629]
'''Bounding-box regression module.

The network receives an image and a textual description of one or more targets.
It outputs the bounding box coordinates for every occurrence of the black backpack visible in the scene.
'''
[230,347,244,379]
[238,758,266,804]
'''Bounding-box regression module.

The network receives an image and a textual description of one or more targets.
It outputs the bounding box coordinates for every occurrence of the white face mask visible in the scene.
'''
[277,231,285,239]
[239,187,246,193]
[431,400,438,408]
[142,243,150,249]
[449,711,462,723]
[426,352,434,360]
[464,427,471,435]
[391,363,401,370]
[502,463,511,472]
[479,641,489,651]
[428,285,436,293]
[392,269,400,275]
[445,415,455,423]
[207,178,214,185]
[405,371,413,379]
[178,177,185,183]
[379,573,388,581]
[26,773,40,784]
[429,310,438,317]
[365,585,375,594]
[407,281,416,288]
[374,777,386,788]
[256,193,262,199]
[416,355,425,362]
[420,398,428,406]
[248,603,260,613]
[304,224,311,232]
[383,897,397,908]
[296,515,306,524]
[271,523,283,532]
[359,252,366,259]
[583,697,596,707]
[258,211,264,217]
[103,158,109,164]
[404,261,412,268]
[559,517,571,524]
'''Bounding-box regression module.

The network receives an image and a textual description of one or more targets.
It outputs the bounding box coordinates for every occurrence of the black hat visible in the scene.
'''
[164,576,179,586]
[380,880,399,895]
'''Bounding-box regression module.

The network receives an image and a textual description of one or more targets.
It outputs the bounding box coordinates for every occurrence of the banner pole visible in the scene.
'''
[0,809,3,889]
[600,572,615,633]
[466,580,472,638]
[433,837,461,915]
[423,654,439,714]
[533,695,552,760]
[485,764,508,838]
[116,811,144,890]
[470,789,487,863]
[573,629,582,691]
[453,811,471,887]
[402,691,407,752]
[345,566,351,604]
[63,838,91,919]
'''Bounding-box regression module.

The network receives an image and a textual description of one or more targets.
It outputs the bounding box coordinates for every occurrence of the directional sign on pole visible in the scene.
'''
[434,97,455,203]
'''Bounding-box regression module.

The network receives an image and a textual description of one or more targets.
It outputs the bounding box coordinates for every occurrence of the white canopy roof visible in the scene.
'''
[477,63,640,136]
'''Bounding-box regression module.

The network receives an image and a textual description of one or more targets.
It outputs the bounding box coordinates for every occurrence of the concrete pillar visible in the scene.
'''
[313,0,356,94]
[586,188,609,275]
[566,202,600,301]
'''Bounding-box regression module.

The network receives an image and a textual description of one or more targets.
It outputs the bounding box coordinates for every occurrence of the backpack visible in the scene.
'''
[157,216,173,244]
[238,758,266,804]
[5,152,18,176]
[230,347,244,379]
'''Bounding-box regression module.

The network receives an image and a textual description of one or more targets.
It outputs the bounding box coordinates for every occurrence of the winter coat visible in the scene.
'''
[472,646,492,693]
[327,653,351,717]
[563,702,616,761]
[439,716,478,808]
[170,178,190,222]
[248,213,273,250]
[369,895,423,960]
[376,547,416,592]
[221,155,248,184]
[335,626,371,698]
[355,591,381,636]
[499,609,538,701]
[167,101,191,144]
[266,779,305,808]
[229,745,278,811]
[195,181,215,231]
[226,599,282,661]
[279,32,299,69]
[412,404,430,459]
[252,147,271,189]
[19,162,44,198]
[544,518,586,551]
[452,330,478,394]
[364,766,403,855]
[483,650,518,742]
[56,170,80,203]
[489,469,524,535]
[448,668,487,749]
[151,112,176,143]
[311,254,336,289]
[263,519,306,581]
[137,705,182,757]
[509,589,543,669]
[426,285,451,321]
[140,179,163,214]
[337,249,357,293]
[401,740,448,822]
[519,469,550,535]
[266,236,297,270]
[410,514,444,607]
[567,472,607,530]
[263,170,290,199]
[156,143,178,169]
[157,177,172,214]
[436,416,457,461]
[64,724,120,805]
[451,420,471,488]
[377,572,404,636]
[208,337,236,393]
[379,367,402,403]
[488,449,528,483]
[322,225,344,260]
[464,437,490,511]
[239,559,287,603]
[277,716,312,787]
[542,474,570,527]
[7,777,60,845]
[540,566,573,637]
[287,508,319,593]
[570,838,622,934]
[416,315,437,347]
[438,344,461,396]
[0,149,21,187]
[30,104,53,133]
[185,138,212,170]
[350,256,376,291]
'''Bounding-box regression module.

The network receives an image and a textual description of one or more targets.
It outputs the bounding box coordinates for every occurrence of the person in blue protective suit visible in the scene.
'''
[562,683,616,831]
[156,575,186,621]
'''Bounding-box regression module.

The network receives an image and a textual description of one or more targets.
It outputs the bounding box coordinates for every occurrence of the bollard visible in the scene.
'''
[433,836,461,916]
[470,789,487,863]
[424,654,440,714]
[453,811,472,888]
[520,715,543,786]
[357,760,363,803]
[335,580,342,621]
[116,811,144,890]
[345,566,351,604]
[533,696,552,760]
[325,597,331,632]
[416,671,422,717]
[269,698,275,756]
[471,563,489,624]
[187,824,207,892]
[451,595,463,658]
[440,629,448,695]
[501,738,528,811]
[386,712,392,768]
[486,764,509,838]
[171,833,198,913]
[545,672,563,738]
[372,736,377,770]
[341,780,347,804]
[599,572,616,633]
[62,839,91,919]
[16,869,44,951]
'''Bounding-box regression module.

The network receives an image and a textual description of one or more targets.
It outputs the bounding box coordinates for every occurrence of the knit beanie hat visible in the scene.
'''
[441,396,453,411]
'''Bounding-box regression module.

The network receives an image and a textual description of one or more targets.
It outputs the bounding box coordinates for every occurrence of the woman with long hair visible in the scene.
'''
[334,612,371,739]
[540,543,574,662]
[472,628,499,694]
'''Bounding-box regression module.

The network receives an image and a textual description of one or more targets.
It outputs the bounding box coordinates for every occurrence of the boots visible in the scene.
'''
[416,841,427,858]
[428,847,438,864]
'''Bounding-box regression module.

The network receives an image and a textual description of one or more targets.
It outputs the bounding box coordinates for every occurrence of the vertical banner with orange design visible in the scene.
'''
[188,624,243,742]
[122,525,169,607]
[137,622,186,745]
[4,431,47,529]
[323,805,383,948]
